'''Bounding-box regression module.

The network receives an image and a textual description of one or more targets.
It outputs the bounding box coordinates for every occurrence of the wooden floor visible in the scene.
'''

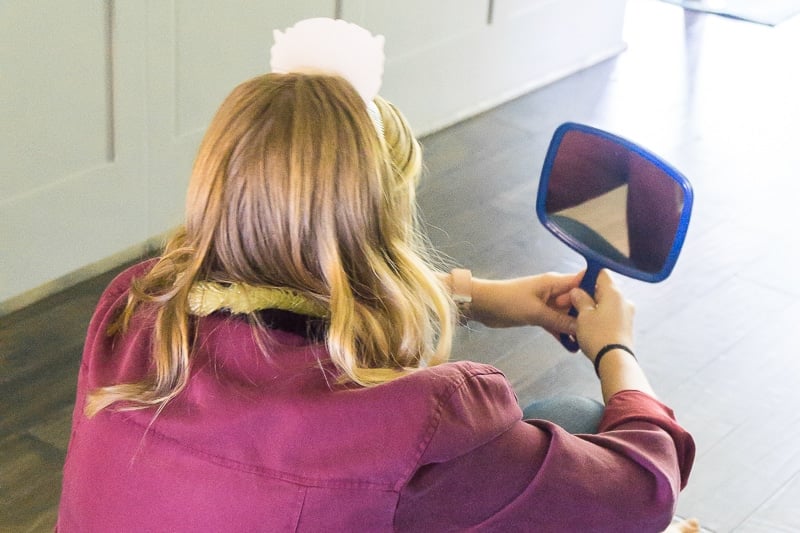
[2,1,799,531]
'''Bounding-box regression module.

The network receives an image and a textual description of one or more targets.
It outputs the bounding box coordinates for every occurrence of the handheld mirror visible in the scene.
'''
[536,122,693,352]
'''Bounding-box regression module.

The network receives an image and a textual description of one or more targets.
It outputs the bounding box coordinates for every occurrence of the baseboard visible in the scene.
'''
[418,44,627,138]
[0,230,171,317]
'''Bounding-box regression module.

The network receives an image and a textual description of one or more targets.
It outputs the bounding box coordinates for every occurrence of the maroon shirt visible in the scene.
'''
[57,262,694,532]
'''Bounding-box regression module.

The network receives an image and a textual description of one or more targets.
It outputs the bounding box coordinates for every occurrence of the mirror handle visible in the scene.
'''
[559,310,581,352]
[559,261,602,353]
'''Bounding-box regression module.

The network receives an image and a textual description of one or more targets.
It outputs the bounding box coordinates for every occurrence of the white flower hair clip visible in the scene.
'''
[270,17,385,135]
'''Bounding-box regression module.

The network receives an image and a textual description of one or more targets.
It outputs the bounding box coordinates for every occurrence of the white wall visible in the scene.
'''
[0,0,626,314]
[347,0,628,134]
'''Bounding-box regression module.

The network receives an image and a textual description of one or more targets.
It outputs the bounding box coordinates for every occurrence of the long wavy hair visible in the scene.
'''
[85,73,455,416]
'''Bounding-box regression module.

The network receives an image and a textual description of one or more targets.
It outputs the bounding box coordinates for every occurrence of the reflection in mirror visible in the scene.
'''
[536,123,693,352]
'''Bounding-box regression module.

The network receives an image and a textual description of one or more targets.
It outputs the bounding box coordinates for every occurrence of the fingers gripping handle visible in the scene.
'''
[559,262,601,352]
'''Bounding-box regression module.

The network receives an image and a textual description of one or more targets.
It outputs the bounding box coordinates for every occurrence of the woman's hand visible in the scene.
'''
[570,270,656,402]
[569,269,635,363]
[470,272,582,338]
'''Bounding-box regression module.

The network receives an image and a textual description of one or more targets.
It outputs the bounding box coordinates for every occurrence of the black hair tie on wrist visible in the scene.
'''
[594,344,637,377]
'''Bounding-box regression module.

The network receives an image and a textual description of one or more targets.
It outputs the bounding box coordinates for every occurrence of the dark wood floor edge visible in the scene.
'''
[0,232,170,319]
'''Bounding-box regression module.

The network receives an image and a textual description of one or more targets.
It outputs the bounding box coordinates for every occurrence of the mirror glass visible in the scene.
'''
[537,122,693,285]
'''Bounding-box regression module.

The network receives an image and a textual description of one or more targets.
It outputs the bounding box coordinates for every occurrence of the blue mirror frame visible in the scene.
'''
[537,122,694,284]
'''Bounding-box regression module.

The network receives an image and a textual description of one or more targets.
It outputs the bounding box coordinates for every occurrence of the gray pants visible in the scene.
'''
[522,396,605,434]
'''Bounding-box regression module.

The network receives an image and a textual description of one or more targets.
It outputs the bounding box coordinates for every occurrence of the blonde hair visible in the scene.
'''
[86,73,455,416]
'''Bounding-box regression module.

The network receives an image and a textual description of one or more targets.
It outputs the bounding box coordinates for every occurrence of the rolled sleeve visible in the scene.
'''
[396,382,695,532]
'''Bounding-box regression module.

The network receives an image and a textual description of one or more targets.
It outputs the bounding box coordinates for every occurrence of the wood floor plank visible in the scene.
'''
[0,434,64,533]
[737,472,800,533]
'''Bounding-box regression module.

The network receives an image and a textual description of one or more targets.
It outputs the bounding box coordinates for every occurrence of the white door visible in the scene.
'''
[144,0,333,233]
[1,0,333,306]
[0,1,148,303]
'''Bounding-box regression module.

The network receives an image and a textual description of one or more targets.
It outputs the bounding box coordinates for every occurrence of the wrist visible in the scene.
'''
[449,268,472,322]
[594,344,637,377]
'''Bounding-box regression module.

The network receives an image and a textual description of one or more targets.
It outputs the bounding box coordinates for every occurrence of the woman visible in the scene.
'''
[57,18,694,532]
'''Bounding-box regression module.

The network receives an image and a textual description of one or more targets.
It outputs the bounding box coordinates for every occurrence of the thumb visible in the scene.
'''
[570,288,596,314]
